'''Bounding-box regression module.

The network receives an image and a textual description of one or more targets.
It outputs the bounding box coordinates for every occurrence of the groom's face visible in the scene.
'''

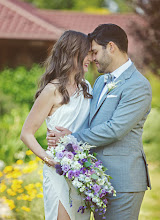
[92,40,112,73]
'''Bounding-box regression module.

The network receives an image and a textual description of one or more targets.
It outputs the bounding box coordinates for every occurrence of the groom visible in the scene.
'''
[47,24,152,220]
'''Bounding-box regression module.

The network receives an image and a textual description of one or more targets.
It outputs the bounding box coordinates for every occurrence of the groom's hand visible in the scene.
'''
[47,127,72,147]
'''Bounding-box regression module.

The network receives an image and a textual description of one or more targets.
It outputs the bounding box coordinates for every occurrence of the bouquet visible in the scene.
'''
[47,135,116,218]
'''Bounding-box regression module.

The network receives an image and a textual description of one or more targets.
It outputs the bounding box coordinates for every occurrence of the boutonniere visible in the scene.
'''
[106,81,120,93]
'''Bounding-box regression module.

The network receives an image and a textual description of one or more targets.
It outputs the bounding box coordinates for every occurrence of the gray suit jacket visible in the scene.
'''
[73,63,152,192]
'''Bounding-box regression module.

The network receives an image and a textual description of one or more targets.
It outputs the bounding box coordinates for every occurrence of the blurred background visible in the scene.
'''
[0,0,159,219]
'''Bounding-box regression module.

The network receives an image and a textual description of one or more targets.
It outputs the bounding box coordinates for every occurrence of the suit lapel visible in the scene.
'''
[89,63,137,124]
[90,76,104,121]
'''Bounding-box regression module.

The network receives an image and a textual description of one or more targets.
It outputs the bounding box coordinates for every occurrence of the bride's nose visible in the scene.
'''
[88,53,93,62]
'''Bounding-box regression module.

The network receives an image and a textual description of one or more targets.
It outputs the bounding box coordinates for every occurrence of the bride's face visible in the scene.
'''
[83,50,93,73]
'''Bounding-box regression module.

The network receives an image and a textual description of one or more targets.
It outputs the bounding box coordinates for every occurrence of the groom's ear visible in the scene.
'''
[107,41,117,54]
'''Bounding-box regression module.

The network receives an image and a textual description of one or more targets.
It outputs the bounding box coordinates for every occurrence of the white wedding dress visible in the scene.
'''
[43,83,91,220]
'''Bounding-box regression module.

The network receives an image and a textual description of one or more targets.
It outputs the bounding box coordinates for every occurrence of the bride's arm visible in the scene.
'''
[20,84,58,166]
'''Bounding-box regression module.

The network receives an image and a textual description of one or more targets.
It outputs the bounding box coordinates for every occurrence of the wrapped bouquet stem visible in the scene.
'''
[47,135,116,218]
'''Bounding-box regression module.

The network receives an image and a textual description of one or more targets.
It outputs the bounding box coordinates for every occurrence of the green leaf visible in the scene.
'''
[102,167,108,172]
[84,161,92,167]
[93,152,97,157]
[108,175,112,179]
[91,174,98,180]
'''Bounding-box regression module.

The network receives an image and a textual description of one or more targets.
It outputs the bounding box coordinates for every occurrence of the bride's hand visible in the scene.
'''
[47,127,72,147]
[43,156,57,167]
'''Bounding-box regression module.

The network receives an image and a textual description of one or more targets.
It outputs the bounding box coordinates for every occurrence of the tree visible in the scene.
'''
[128,0,160,75]
[22,0,104,10]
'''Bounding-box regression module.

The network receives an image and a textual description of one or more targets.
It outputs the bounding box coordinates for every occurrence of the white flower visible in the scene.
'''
[74,154,80,161]
[79,153,87,159]
[71,161,82,170]
[80,186,85,192]
[78,174,85,181]
[88,193,94,198]
[92,197,100,203]
[60,135,78,145]
[97,202,102,207]
[72,179,83,188]
[97,178,105,185]
[106,80,120,92]
[84,177,90,183]
[61,157,72,165]
[55,144,65,152]
[54,157,60,162]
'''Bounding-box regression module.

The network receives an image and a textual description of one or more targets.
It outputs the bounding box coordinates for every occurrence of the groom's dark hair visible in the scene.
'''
[88,24,128,53]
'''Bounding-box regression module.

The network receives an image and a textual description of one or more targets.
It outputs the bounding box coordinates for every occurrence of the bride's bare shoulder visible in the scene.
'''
[40,80,62,105]
[43,79,60,94]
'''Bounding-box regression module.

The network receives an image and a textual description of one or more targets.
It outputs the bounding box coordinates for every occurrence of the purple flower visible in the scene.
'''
[74,170,80,177]
[99,193,105,198]
[101,189,106,194]
[86,196,91,201]
[80,167,87,174]
[77,206,85,214]
[95,160,102,167]
[65,144,74,152]
[103,198,108,205]
[56,152,64,159]
[55,164,63,175]
[62,164,70,173]
[93,184,101,193]
[66,152,74,160]
[72,144,79,151]
[89,169,95,175]
[68,170,74,179]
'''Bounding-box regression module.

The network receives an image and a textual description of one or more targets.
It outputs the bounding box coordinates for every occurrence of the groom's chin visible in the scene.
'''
[97,69,104,74]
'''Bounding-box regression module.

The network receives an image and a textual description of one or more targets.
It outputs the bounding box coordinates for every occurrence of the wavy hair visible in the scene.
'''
[35,30,92,103]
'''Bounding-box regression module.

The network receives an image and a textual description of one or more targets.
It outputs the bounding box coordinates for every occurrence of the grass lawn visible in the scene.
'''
[139,163,160,220]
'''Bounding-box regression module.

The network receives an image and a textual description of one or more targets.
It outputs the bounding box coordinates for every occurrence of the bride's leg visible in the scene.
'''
[57,201,71,220]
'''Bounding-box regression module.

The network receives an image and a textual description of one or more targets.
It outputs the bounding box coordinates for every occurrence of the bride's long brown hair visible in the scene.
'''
[35,30,92,103]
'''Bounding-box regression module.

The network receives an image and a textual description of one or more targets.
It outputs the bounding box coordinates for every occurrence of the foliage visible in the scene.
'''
[0,65,44,108]
[0,155,44,220]
[0,91,17,115]
[128,0,160,76]
[73,0,105,10]
[113,0,133,12]
[22,0,105,10]
[0,65,46,165]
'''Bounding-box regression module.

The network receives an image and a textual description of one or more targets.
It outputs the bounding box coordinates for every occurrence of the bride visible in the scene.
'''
[20,30,93,220]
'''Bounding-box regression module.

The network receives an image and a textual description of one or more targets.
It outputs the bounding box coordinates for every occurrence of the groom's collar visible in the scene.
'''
[111,58,132,80]
[122,62,137,80]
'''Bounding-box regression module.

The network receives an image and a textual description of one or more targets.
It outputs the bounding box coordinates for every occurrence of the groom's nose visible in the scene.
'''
[92,54,96,62]
[89,54,93,62]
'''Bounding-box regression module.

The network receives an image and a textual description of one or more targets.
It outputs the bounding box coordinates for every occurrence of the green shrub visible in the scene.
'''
[0,65,44,108]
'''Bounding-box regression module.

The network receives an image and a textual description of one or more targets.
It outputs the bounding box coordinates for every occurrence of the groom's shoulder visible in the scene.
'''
[127,67,151,91]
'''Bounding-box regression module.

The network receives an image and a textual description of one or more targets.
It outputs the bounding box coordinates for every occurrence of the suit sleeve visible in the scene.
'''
[72,81,152,147]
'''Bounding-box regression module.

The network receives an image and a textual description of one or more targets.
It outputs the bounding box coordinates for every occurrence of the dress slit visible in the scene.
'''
[58,200,71,220]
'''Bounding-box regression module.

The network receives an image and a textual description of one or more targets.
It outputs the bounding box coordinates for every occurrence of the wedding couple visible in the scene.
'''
[21,24,152,220]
